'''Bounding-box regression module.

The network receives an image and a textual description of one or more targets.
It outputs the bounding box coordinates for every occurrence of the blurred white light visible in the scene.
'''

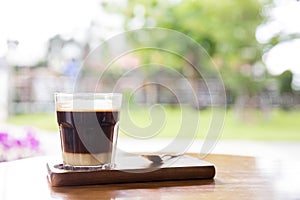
[263,39,300,75]
[0,0,100,65]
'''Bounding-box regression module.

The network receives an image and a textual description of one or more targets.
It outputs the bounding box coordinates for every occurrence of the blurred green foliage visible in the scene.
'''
[103,0,272,104]
[277,70,293,94]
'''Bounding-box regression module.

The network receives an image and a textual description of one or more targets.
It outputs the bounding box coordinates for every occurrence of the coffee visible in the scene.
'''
[57,110,119,166]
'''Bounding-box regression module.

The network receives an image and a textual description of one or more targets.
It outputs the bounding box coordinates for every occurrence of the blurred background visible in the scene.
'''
[1,0,300,161]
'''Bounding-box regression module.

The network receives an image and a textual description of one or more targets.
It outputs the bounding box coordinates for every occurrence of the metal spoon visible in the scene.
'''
[142,154,182,163]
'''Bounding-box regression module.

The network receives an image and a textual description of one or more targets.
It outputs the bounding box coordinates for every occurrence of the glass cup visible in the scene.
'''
[55,93,122,170]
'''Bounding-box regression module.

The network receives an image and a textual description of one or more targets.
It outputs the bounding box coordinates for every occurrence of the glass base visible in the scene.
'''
[54,163,115,171]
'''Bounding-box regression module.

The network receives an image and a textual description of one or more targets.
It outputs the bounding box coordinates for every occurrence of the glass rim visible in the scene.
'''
[55,92,122,97]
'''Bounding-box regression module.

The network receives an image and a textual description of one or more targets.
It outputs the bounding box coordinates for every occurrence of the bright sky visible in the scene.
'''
[256,0,300,75]
[0,0,300,77]
[0,0,106,65]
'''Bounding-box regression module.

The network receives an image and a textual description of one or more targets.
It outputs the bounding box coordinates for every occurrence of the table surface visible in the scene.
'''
[1,153,300,200]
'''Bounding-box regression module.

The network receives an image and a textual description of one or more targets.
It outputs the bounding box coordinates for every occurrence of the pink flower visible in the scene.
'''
[0,128,41,162]
[25,130,40,151]
[0,132,12,149]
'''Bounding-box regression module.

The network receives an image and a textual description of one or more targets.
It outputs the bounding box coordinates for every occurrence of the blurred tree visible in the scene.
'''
[276,70,294,110]
[277,70,293,94]
[103,0,268,106]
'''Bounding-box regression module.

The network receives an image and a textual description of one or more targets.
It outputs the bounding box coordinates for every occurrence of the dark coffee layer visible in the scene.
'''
[57,111,118,154]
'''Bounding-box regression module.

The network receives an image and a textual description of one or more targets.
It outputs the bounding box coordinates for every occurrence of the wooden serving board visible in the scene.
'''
[47,154,215,187]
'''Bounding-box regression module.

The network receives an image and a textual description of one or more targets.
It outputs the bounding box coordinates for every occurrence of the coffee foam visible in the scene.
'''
[56,99,121,112]
[62,152,112,166]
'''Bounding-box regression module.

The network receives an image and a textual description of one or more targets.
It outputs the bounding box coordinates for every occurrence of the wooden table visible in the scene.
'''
[1,154,300,200]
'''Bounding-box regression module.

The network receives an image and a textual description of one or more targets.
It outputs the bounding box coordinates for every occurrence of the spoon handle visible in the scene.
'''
[160,154,181,161]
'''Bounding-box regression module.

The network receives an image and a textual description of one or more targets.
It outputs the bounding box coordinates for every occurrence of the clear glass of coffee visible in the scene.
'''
[55,93,122,170]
